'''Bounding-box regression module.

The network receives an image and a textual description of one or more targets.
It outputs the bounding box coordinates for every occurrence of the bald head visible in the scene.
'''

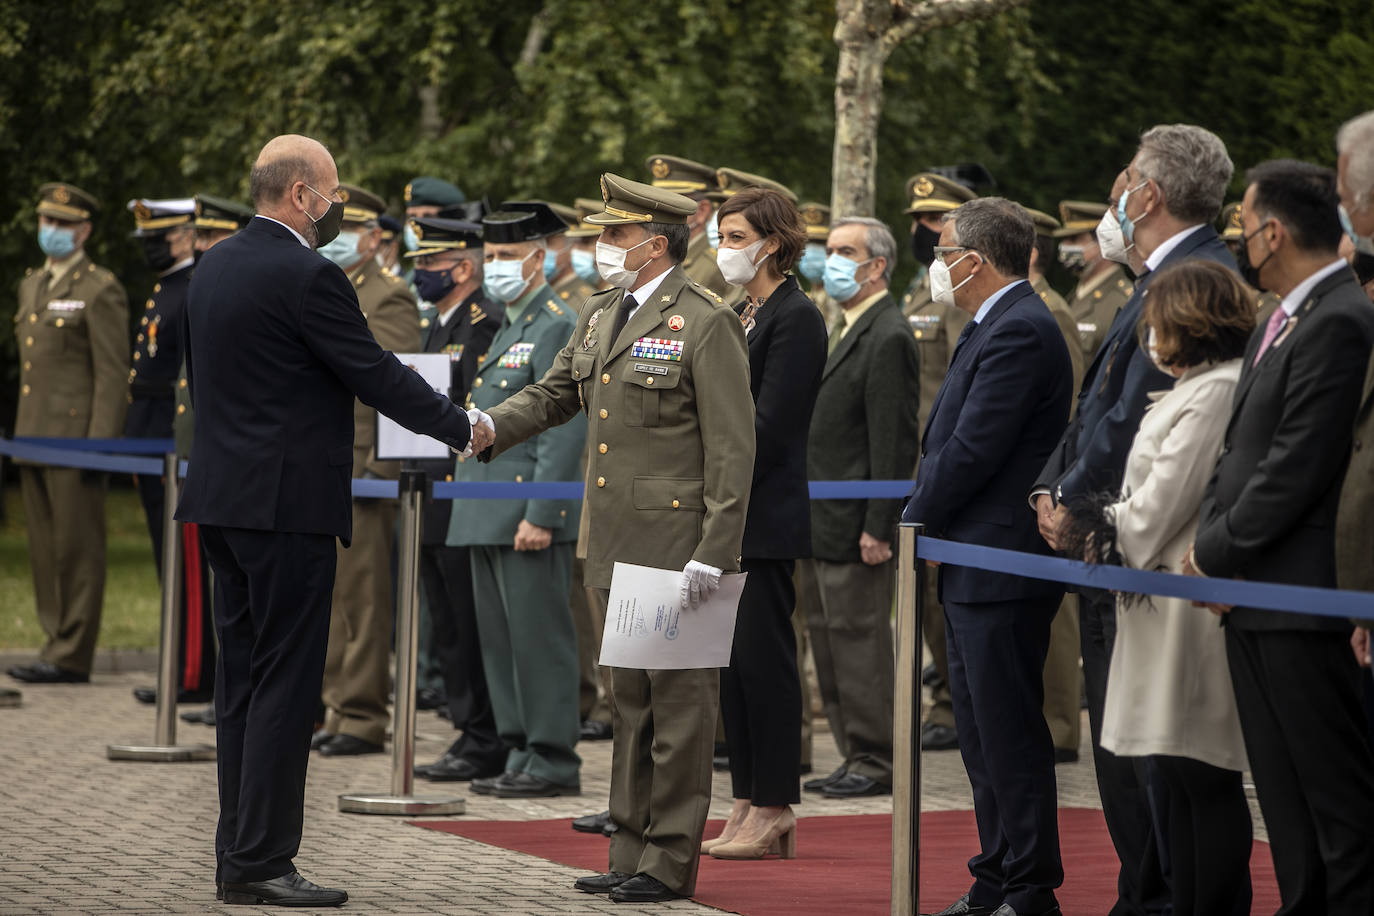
[249,134,341,246]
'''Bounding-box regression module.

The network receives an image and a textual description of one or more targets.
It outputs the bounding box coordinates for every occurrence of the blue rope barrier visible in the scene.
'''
[915,533,1374,620]
[14,436,175,454]
[0,438,163,475]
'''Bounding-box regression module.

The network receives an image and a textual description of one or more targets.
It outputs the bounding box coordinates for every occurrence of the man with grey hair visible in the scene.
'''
[1030,124,1236,916]
[798,215,920,800]
[907,197,1073,916]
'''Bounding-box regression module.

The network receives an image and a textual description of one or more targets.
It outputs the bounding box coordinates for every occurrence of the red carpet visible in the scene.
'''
[413,808,1281,914]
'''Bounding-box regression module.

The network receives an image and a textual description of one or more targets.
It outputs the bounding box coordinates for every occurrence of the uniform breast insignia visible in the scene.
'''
[546,299,563,315]
[147,316,160,358]
[443,342,465,363]
[46,299,86,312]
[667,315,685,331]
[582,308,602,350]
[908,314,941,340]
[631,337,684,361]
[499,341,535,369]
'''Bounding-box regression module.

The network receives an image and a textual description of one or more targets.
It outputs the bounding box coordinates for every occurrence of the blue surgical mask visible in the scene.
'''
[822,253,872,302]
[484,251,534,303]
[543,248,560,283]
[318,229,363,269]
[38,224,77,259]
[799,243,826,283]
[413,266,455,304]
[572,248,600,284]
[706,212,720,251]
[1340,204,1374,256]
[403,223,421,254]
[1116,179,1150,247]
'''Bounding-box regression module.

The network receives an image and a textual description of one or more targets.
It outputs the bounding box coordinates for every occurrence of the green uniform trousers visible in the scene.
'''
[21,466,107,675]
[1042,597,1082,753]
[470,543,580,785]
[597,590,718,896]
[571,556,612,725]
[322,497,396,745]
[581,574,616,724]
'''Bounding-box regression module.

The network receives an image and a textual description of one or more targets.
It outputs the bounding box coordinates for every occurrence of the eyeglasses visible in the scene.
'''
[932,245,977,263]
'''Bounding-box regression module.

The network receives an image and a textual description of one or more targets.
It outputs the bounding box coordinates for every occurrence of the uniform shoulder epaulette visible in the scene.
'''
[383,271,401,284]
[559,289,570,300]
[545,298,563,316]
[589,286,617,299]
[687,280,725,306]
[1039,290,1049,302]
[354,273,367,288]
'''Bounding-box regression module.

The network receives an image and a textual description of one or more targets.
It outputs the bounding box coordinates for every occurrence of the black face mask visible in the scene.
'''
[1237,226,1274,291]
[911,223,940,268]
[142,235,176,272]
[1354,251,1374,287]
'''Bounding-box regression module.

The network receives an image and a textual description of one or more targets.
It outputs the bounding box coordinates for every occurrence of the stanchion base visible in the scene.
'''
[106,744,217,762]
[337,793,466,816]
[0,688,21,708]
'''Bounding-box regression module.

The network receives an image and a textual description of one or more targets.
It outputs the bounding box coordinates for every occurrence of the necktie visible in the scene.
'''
[1252,308,1290,367]
[950,320,977,359]
[609,294,637,346]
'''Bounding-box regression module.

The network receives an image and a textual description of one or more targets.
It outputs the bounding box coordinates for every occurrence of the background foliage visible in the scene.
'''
[2,0,1372,431]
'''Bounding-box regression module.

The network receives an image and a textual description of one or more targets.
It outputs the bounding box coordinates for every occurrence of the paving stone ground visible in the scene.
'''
[0,664,1261,915]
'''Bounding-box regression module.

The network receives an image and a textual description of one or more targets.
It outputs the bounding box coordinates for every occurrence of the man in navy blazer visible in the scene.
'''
[176,135,481,908]
[905,198,1072,916]
[1030,124,1235,916]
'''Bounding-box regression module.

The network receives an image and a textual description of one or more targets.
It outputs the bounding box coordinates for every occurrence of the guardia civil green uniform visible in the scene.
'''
[1056,200,1134,360]
[799,201,841,332]
[484,174,754,896]
[14,183,129,679]
[899,172,973,738]
[546,200,598,308]
[320,184,423,747]
[446,205,587,789]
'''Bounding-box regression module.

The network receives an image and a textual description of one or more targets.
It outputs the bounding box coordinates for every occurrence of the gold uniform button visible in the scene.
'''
[474,378,483,387]
[69,408,78,417]
[127,395,133,404]
[560,509,567,517]
[28,313,35,323]
[178,378,187,389]
[153,283,161,293]
[515,474,523,483]
[599,409,608,419]
[598,443,607,454]
[25,336,32,346]
[133,352,141,361]
[596,476,606,488]
[672,499,680,509]
[445,474,453,482]
[145,299,154,309]
[137,333,144,343]
[499,379,508,389]
[21,384,30,396]
[644,376,654,385]
[176,404,186,415]
[54,318,64,328]
[141,316,149,326]
[23,361,30,371]
[601,373,610,384]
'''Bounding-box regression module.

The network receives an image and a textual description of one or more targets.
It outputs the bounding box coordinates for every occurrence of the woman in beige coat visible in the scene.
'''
[1074,261,1257,916]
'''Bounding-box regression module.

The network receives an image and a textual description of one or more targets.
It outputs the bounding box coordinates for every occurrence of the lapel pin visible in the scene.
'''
[668,315,685,331]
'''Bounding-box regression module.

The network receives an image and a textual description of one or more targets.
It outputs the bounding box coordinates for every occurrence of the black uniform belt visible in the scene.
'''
[129,381,176,399]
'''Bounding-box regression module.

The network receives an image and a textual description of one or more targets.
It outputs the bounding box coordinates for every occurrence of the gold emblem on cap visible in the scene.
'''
[194,200,203,216]
[403,182,413,203]
[1228,207,1243,229]
[599,175,610,201]
[717,170,732,191]
[914,177,935,198]
[134,202,151,221]
[410,220,423,242]
[801,206,823,226]
[651,159,669,180]
[53,186,71,204]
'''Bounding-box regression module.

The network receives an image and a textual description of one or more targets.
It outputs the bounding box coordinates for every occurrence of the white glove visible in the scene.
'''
[456,408,495,458]
[680,560,723,610]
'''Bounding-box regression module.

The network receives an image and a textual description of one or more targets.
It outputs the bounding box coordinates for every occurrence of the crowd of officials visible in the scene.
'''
[7,112,1374,915]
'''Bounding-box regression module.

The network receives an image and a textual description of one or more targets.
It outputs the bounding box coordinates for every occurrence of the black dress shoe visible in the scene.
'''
[310,728,334,750]
[1054,747,1079,764]
[798,763,812,775]
[215,883,222,901]
[573,871,632,894]
[821,772,891,798]
[990,906,1061,916]
[318,734,383,757]
[579,719,613,740]
[470,771,519,795]
[418,755,500,782]
[221,871,347,907]
[921,893,995,916]
[571,810,615,834]
[491,771,580,798]
[416,686,446,710]
[802,765,847,793]
[712,755,730,771]
[921,722,960,751]
[609,873,685,903]
[8,661,88,684]
[133,685,212,704]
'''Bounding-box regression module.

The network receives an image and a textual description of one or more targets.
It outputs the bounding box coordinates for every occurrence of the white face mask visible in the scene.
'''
[1096,210,1131,265]
[929,250,975,307]
[595,236,656,289]
[716,238,770,287]
[1146,326,1181,377]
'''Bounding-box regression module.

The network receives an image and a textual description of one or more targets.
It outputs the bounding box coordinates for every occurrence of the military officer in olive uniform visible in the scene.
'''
[480,174,754,904]
[314,184,425,756]
[1054,200,1134,360]
[899,171,975,751]
[7,183,130,684]
[646,155,729,302]
[1220,201,1282,324]
[124,197,215,705]
[444,204,588,797]
[176,194,255,727]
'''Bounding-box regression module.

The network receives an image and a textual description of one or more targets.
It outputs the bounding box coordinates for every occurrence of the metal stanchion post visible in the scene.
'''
[108,452,215,762]
[891,523,923,916]
[339,469,464,816]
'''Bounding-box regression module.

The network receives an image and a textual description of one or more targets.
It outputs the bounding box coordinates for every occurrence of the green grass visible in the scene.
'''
[0,482,162,649]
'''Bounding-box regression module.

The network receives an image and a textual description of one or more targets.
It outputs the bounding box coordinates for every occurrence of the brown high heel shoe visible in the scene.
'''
[701,801,752,854]
[708,807,796,860]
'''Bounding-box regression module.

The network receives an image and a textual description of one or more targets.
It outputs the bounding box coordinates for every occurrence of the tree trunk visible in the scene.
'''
[417,84,442,141]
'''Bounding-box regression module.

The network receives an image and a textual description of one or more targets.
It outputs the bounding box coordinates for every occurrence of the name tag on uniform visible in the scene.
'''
[633,363,669,375]
[1076,322,1097,334]
[47,299,86,312]
[630,337,683,361]
[443,342,465,363]
[498,342,534,369]
[909,314,940,339]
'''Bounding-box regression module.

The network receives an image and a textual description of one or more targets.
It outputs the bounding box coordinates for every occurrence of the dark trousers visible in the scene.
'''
[1226,626,1374,915]
[946,594,1063,914]
[201,525,336,885]
[419,544,503,767]
[1081,593,1169,915]
[721,557,801,805]
[1151,755,1250,916]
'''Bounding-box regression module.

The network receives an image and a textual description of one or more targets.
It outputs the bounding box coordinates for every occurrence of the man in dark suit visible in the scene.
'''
[1030,124,1235,916]
[405,216,506,783]
[177,135,481,908]
[797,216,920,800]
[1188,159,1374,914]
[908,199,1072,916]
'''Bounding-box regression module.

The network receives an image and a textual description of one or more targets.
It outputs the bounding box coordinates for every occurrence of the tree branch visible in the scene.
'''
[883,0,1032,56]
[519,8,551,69]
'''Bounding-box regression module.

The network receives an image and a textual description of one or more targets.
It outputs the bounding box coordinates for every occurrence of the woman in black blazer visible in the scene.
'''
[700,188,828,859]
